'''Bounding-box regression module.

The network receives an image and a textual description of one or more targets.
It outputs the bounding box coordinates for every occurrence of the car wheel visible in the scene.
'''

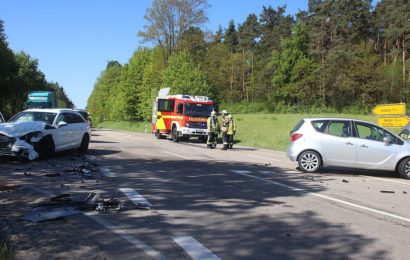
[172,128,179,142]
[36,135,55,158]
[398,157,410,179]
[298,150,321,173]
[77,134,90,154]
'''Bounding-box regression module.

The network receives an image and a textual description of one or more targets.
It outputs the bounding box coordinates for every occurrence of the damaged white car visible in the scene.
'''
[0,109,91,160]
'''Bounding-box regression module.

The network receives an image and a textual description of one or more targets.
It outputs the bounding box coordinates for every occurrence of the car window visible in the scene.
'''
[70,113,86,123]
[311,120,329,133]
[55,113,68,125]
[9,111,56,125]
[326,121,352,137]
[355,122,399,144]
[291,119,305,134]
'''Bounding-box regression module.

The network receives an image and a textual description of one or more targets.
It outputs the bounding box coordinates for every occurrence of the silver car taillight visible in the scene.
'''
[290,133,303,142]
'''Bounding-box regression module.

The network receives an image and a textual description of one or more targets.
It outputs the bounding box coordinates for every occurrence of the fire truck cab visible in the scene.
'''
[152,93,216,142]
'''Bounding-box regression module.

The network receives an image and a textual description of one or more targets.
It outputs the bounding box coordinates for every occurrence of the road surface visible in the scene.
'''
[1,128,410,259]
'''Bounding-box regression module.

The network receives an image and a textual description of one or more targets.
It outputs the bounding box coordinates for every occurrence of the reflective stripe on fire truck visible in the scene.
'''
[156,112,166,130]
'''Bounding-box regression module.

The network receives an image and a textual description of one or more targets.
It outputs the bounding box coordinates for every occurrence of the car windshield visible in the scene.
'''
[9,111,57,125]
[184,103,214,117]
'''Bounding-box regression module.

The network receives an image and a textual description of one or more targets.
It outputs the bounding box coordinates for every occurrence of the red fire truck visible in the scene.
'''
[152,89,216,142]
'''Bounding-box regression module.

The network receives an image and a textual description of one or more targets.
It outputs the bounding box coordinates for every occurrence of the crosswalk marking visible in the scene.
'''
[119,188,152,207]
[172,236,220,260]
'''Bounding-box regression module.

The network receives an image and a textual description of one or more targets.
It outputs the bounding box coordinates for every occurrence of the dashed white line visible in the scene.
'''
[86,213,166,260]
[230,170,410,224]
[120,187,152,207]
[164,151,192,160]
[172,236,220,260]
[26,185,165,259]
[231,170,252,174]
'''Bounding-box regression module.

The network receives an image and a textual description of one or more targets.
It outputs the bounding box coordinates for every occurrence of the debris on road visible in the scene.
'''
[22,192,122,222]
[22,207,82,223]
[342,179,349,183]
[380,190,395,194]
[403,191,408,194]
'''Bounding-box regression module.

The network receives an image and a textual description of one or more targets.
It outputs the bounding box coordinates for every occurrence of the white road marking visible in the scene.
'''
[164,151,192,160]
[230,170,410,224]
[120,188,152,207]
[258,170,274,174]
[244,154,284,162]
[26,185,165,259]
[172,236,220,260]
[284,170,300,174]
[231,170,252,174]
[86,213,167,260]
[100,167,116,177]
[366,176,410,186]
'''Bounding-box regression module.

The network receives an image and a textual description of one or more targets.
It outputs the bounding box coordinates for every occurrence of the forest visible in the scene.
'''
[88,0,410,123]
[0,20,73,119]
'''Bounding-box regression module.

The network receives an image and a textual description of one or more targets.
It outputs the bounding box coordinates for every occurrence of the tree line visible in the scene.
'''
[0,20,73,119]
[87,0,410,124]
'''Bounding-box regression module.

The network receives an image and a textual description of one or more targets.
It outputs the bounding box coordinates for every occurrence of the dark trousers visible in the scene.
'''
[227,134,234,148]
[207,132,217,146]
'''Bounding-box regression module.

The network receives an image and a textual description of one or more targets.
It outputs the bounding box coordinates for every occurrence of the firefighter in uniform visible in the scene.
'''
[221,110,229,150]
[226,114,236,149]
[207,111,220,148]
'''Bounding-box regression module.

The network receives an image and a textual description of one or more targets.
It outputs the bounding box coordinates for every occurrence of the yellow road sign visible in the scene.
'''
[377,116,410,127]
[372,103,406,116]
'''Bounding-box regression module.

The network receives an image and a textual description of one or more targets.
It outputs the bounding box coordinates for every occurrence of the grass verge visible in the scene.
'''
[97,113,398,151]
[0,239,13,259]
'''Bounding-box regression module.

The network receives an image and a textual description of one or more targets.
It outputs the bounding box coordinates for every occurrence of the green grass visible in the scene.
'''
[97,113,400,151]
[0,239,13,259]
[97,121,151,133]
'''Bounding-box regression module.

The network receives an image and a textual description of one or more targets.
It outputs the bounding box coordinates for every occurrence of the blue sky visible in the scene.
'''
[0,0,307,109]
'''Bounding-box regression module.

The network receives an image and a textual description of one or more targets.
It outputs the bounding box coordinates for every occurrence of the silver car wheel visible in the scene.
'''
[299,151,321,173]
[398,158,410,179]
[404,161,410,177]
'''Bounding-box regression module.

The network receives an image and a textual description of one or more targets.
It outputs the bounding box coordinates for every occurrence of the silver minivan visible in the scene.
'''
[287,118,410,179]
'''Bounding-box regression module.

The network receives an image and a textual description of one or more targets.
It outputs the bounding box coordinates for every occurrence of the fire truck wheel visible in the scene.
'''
[172,128,180,142]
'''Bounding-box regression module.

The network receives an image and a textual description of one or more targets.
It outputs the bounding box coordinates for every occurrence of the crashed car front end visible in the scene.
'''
[0,121,50,160]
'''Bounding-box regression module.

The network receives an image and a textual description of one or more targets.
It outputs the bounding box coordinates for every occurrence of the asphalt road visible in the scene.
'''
[1,128,410,259]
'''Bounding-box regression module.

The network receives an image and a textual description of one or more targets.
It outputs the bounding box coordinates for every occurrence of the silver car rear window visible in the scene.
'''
[291,119,305,134]
[311,120,329,133]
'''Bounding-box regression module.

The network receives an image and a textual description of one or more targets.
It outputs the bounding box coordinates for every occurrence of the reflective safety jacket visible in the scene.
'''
[207,116,220,133]
[227,118,236,135]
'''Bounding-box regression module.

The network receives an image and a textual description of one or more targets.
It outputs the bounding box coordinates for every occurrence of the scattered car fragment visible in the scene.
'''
[0,109,91,160]
[288,118,410,179]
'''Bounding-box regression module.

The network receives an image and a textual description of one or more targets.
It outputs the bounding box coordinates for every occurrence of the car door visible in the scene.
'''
[354,122,399,170]
[68,112,87,148]
[321,120,357,166]
[53,113,72,151]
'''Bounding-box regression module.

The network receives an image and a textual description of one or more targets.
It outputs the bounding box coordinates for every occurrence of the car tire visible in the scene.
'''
[298,150,321,173]
[36,135,55,159]
[77,134,90,154]
[398,157,410,179]
[172,128,179,142]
